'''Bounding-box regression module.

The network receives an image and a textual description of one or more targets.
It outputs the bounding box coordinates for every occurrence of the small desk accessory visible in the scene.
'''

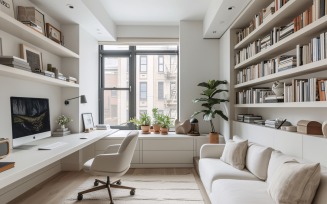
[0,138,10,159]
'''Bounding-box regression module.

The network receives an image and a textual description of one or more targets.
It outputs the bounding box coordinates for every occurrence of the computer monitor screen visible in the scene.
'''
[10,97,51,147]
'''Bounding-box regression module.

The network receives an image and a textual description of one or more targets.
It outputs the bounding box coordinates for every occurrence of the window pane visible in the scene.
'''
[136,45,178,51]
[103,45,129,50]
[103,90,129,126]
[104,57,129,88]
[136,54,178,120]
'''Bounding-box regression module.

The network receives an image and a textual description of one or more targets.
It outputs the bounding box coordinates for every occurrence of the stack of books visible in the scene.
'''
[39,70,55,78]
[277,55,297,72]
[264,95,284,103]
[260,34,271,51]
[243,115,262,123]
[52,127,71,137]
[67,76,77,83]
[0,56,31,72]
[279,22,294,41]
[237,114,254,122]
[96,124,111,130]
[57,73,67,81]
[265,119,292,129]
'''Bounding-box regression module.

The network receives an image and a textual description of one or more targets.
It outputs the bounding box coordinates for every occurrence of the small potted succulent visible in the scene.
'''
[139,112,151,133]
[158,114,171,135]
[56,115,72,129]
[152,108,161,134]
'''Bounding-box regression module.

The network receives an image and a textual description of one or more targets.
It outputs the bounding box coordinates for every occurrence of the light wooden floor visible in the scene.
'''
[10,168,210,204]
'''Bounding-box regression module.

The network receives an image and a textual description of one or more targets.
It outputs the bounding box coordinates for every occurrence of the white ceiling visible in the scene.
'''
[31,0,251,41]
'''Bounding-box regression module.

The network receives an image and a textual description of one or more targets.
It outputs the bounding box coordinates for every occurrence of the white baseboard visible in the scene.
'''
[0,162,61,203]
[131,163,194,168]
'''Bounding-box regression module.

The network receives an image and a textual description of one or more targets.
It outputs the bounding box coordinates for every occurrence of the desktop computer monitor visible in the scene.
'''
[10,97,51,147]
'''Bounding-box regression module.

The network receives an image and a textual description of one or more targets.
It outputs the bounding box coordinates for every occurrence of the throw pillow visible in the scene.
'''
[246,143,273,180]
[267,151,297,184]
[220,140,248,170]
[268,162,321,204]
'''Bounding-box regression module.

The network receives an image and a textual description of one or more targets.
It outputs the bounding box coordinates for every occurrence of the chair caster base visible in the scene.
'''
[130,189,135,195]
[116,180,121,185]
[77,194,83,201]
[94,180,99,186]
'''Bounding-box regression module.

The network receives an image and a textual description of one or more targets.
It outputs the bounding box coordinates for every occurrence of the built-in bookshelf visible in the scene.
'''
[230,0,327,136]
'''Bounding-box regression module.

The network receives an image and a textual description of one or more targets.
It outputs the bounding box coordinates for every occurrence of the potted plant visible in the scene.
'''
[129,117,142,130]
[192,79,229,143]
[140,112,151,134]
[158,114,171,135]
[56,115,72,129]
[152,108,161,134]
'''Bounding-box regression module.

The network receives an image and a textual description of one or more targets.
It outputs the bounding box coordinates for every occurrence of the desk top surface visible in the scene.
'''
[0,129,118,190]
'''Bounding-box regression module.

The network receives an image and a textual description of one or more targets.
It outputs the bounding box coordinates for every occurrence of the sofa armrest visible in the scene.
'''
[200,144,225,159]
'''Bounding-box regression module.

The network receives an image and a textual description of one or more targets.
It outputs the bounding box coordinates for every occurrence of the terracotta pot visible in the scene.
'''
[141,125,150,134]
[160,127,168,135]
[153,124,161,134]
[209,132,219,144]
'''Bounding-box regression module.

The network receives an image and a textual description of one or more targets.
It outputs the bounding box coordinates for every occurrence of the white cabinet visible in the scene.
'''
[95,130,211,168]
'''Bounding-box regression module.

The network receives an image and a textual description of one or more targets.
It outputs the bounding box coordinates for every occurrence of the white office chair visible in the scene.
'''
[77,131,139,204]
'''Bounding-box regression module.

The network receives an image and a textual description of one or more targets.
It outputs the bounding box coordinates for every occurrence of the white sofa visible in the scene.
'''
[199,138,327,204]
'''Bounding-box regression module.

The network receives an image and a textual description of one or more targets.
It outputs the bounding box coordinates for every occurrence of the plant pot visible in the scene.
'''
[209,132,219,144]
[160,127,168,135]
[141,125,150,134]
[153,124,161,134]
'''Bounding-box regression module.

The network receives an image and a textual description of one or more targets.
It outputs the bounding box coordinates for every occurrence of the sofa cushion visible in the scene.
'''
[210,179,274,204]
[246,143,273,180]
[268,162,321,204]
[199,158,259,193]
[313,167,327,204]
[267,150,297,184]
[220,140,248,170]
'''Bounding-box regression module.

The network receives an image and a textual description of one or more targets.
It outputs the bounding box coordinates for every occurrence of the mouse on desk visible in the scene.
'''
[80,136,88,139]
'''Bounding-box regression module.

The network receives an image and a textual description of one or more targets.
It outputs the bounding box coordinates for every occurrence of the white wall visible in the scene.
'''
[179,21,220,133]
[116,25,179,39]
[79,27,99,131]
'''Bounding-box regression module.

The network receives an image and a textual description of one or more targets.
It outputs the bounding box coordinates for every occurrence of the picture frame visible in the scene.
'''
[46,23,61,44]
[20,44,43,72]
[0,0,15,18]
[82,113,94,131]
[0,38,2,56]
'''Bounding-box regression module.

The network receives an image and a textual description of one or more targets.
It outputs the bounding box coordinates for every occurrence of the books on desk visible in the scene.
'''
[0,162,15,173]
[96,124,111,130]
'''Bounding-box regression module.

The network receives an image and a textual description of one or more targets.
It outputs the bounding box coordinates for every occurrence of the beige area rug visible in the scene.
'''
[65,173,204,204]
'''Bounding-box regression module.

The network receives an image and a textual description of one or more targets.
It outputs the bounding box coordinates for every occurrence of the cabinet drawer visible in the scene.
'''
[95,139,140,151]
[143,151,193,164]
[143,139,193,151]
[95,150,140,164]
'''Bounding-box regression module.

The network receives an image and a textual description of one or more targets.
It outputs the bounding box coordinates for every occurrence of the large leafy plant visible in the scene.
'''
[191,79,229,133]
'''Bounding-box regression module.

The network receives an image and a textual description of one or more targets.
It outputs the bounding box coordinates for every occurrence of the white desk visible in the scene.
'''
[0,129,118,202]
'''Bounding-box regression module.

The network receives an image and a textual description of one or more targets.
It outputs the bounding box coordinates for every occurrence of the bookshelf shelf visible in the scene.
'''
[234,0,312,50]
[235,59,327,89]
[0,12,79,58]
[0,64,79,88]
[235,14,327,70]
[235,101,327,108]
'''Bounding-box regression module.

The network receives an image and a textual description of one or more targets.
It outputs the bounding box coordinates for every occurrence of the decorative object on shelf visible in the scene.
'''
[53,115,72,137]
[0,38,2,56]
[17,6,45,35]
[20,44,43,72]
[0,162,15,173]
[0,0,14,18]
[192,79,229,143]
[175,119,191,134]
[64,95,87,105]
[0,56,31,71]
[152,108,160,134]
[297,120,323,135]
[0,138,10,159]
[281,126,297,132]
[272,81,284,96]
[187,118,200,136]
[322,121,327,137]
[82,113,94,132]
[265,119,291,129]
[67,76,78,83]
[158,114,171,135]
[46,23,62,44]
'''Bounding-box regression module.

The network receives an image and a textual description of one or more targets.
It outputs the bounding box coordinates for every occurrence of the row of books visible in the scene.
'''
[237,114,263,123]
[236,2,276,43]
[284,78,327,102]
[236,55,296,84]
[0,56,31,72]
[265,119,292,128]
[236,87,275,104]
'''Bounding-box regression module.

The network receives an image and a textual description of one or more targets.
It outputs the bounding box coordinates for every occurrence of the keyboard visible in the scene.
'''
[38,142,67,150]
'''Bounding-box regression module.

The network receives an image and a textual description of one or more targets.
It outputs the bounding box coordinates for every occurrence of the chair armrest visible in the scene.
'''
[200,144,225,159]
[104,144,121,154]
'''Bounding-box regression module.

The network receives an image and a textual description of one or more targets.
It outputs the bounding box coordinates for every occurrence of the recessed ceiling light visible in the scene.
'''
[66,4,74,9]
[213,31,217,34]
[228,6,235,10]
